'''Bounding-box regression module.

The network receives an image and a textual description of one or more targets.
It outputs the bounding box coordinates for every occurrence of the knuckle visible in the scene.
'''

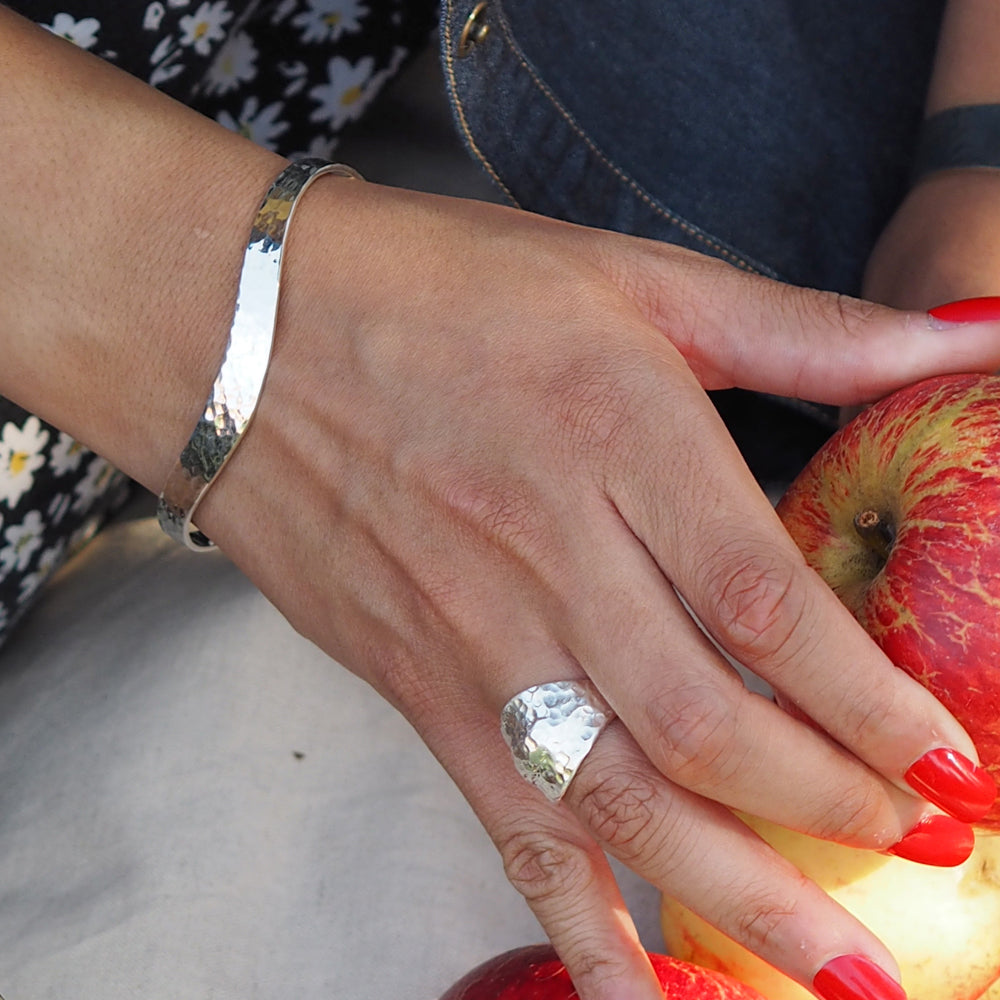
[440,474,550,558]
[562,952,638,998]
[830,673,901,755]
[789,285,878,340]
[541,353,648,464]
[498,828,597,906]
[572,767,660,858]
[809,780,888,844]
[703,545,809,669]
[728,879,806,956]
[645,681,735,786]
[831,290,883,333]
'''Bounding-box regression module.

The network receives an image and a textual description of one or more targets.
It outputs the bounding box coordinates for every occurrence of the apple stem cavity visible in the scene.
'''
[853,509,896,563]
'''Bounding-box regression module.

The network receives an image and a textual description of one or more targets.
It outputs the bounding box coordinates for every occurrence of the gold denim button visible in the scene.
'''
[458,1,490,57]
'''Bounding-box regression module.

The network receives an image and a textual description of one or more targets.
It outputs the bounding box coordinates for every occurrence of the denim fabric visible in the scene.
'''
[440,0,944,293]
[439,0,945,491]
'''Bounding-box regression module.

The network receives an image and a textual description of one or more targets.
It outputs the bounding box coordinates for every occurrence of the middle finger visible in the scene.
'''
[540,503,939,856]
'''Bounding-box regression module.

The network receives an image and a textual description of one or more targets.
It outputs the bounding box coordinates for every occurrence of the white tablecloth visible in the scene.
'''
[0,517,662,999]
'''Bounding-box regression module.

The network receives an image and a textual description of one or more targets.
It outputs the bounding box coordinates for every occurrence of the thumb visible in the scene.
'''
[618,244,1000,406]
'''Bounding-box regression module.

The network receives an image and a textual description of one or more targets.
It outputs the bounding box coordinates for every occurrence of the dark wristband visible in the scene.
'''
[911,104,1000,185]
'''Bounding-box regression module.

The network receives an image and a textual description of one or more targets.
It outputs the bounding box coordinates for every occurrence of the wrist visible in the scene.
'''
[0,9,288,490]
[157,160,364,551]
[865,169,1000,309]
[926,0,1000,114]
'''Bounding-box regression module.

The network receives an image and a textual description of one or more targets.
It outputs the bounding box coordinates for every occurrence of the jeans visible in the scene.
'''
[440,0,946,491]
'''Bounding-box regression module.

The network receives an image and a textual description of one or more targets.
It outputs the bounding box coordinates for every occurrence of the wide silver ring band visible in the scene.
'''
[500,679,615,802]
[157,158,362,551]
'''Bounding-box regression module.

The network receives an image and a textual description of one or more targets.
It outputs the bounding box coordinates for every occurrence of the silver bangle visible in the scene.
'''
[157,158,362,551]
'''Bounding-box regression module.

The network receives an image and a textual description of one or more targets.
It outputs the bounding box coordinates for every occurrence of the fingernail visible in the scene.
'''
[885,813,975,867]
[928,296,1000,325]
[813,955,907,1000]
[905,747,997,823]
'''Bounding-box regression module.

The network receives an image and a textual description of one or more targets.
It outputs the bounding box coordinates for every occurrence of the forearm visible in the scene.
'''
[0,5,285,490]
[926,0,1000,112]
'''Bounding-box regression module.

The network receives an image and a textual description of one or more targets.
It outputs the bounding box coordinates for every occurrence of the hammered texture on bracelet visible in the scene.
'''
[157,158,362,551]
[500,679,616,802]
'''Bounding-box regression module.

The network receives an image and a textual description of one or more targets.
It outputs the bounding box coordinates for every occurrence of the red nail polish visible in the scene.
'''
[885,813,975,867]
[905,748,997,823]
[813,955,907,1000]
[928,296,1000,323]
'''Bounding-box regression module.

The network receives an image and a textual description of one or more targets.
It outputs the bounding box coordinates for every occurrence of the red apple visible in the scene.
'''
[438,944,768,1000]
[775,372,1000,827]
[661,373,1000,1000]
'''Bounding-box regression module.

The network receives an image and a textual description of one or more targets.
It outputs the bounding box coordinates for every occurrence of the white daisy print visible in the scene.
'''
[0,511,45,574]
[49,431,87,477]
[0,416,50,509]
[288,132,340,162]
[178,0,232,57]
[68,515,104,554]
[143,2,166,31]
[365,45,409,100]
[204,30,258,95]
[271,0,298,24]
[47,491,73,528]
[217,96,290,150]
[71,457,121,514]
[309,55,376,130]
[293,0,369,44]
[41,12,101,49]
[19,539,67,605]
[278,59,309,98]
[148,34,185,87]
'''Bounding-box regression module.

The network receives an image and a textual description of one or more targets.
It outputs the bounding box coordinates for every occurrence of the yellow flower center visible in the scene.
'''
[9,451,30,476]
[323,13,342,27]
[341,84,363,107]
[194,21,209,40]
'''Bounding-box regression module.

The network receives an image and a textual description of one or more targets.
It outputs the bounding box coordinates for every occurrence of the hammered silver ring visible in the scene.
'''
[500,679,616,802]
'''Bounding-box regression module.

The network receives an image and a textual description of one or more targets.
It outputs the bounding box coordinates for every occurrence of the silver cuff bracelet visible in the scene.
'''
[157,158,362,551]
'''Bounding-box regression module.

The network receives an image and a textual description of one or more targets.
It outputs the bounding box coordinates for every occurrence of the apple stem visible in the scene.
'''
[853,509,895,561]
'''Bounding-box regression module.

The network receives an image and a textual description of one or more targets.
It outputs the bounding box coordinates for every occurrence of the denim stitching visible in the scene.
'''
[493,8,782,277]
[445,0,780,279]
[441,1,518,205]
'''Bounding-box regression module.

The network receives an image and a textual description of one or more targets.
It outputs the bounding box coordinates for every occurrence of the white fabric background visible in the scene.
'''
[0,516,663,999]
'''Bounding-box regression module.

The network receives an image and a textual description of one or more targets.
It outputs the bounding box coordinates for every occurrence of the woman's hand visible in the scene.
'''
[3,10,998,998]
[193,181,1000,1000]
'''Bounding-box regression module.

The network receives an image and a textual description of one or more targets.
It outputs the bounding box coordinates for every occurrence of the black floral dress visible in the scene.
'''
[0,0,438,647]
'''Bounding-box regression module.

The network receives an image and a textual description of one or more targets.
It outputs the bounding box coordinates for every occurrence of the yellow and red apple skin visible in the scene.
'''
[661,823,1000,1000]
[775,373,1000,828]
[437,944,768,1000]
